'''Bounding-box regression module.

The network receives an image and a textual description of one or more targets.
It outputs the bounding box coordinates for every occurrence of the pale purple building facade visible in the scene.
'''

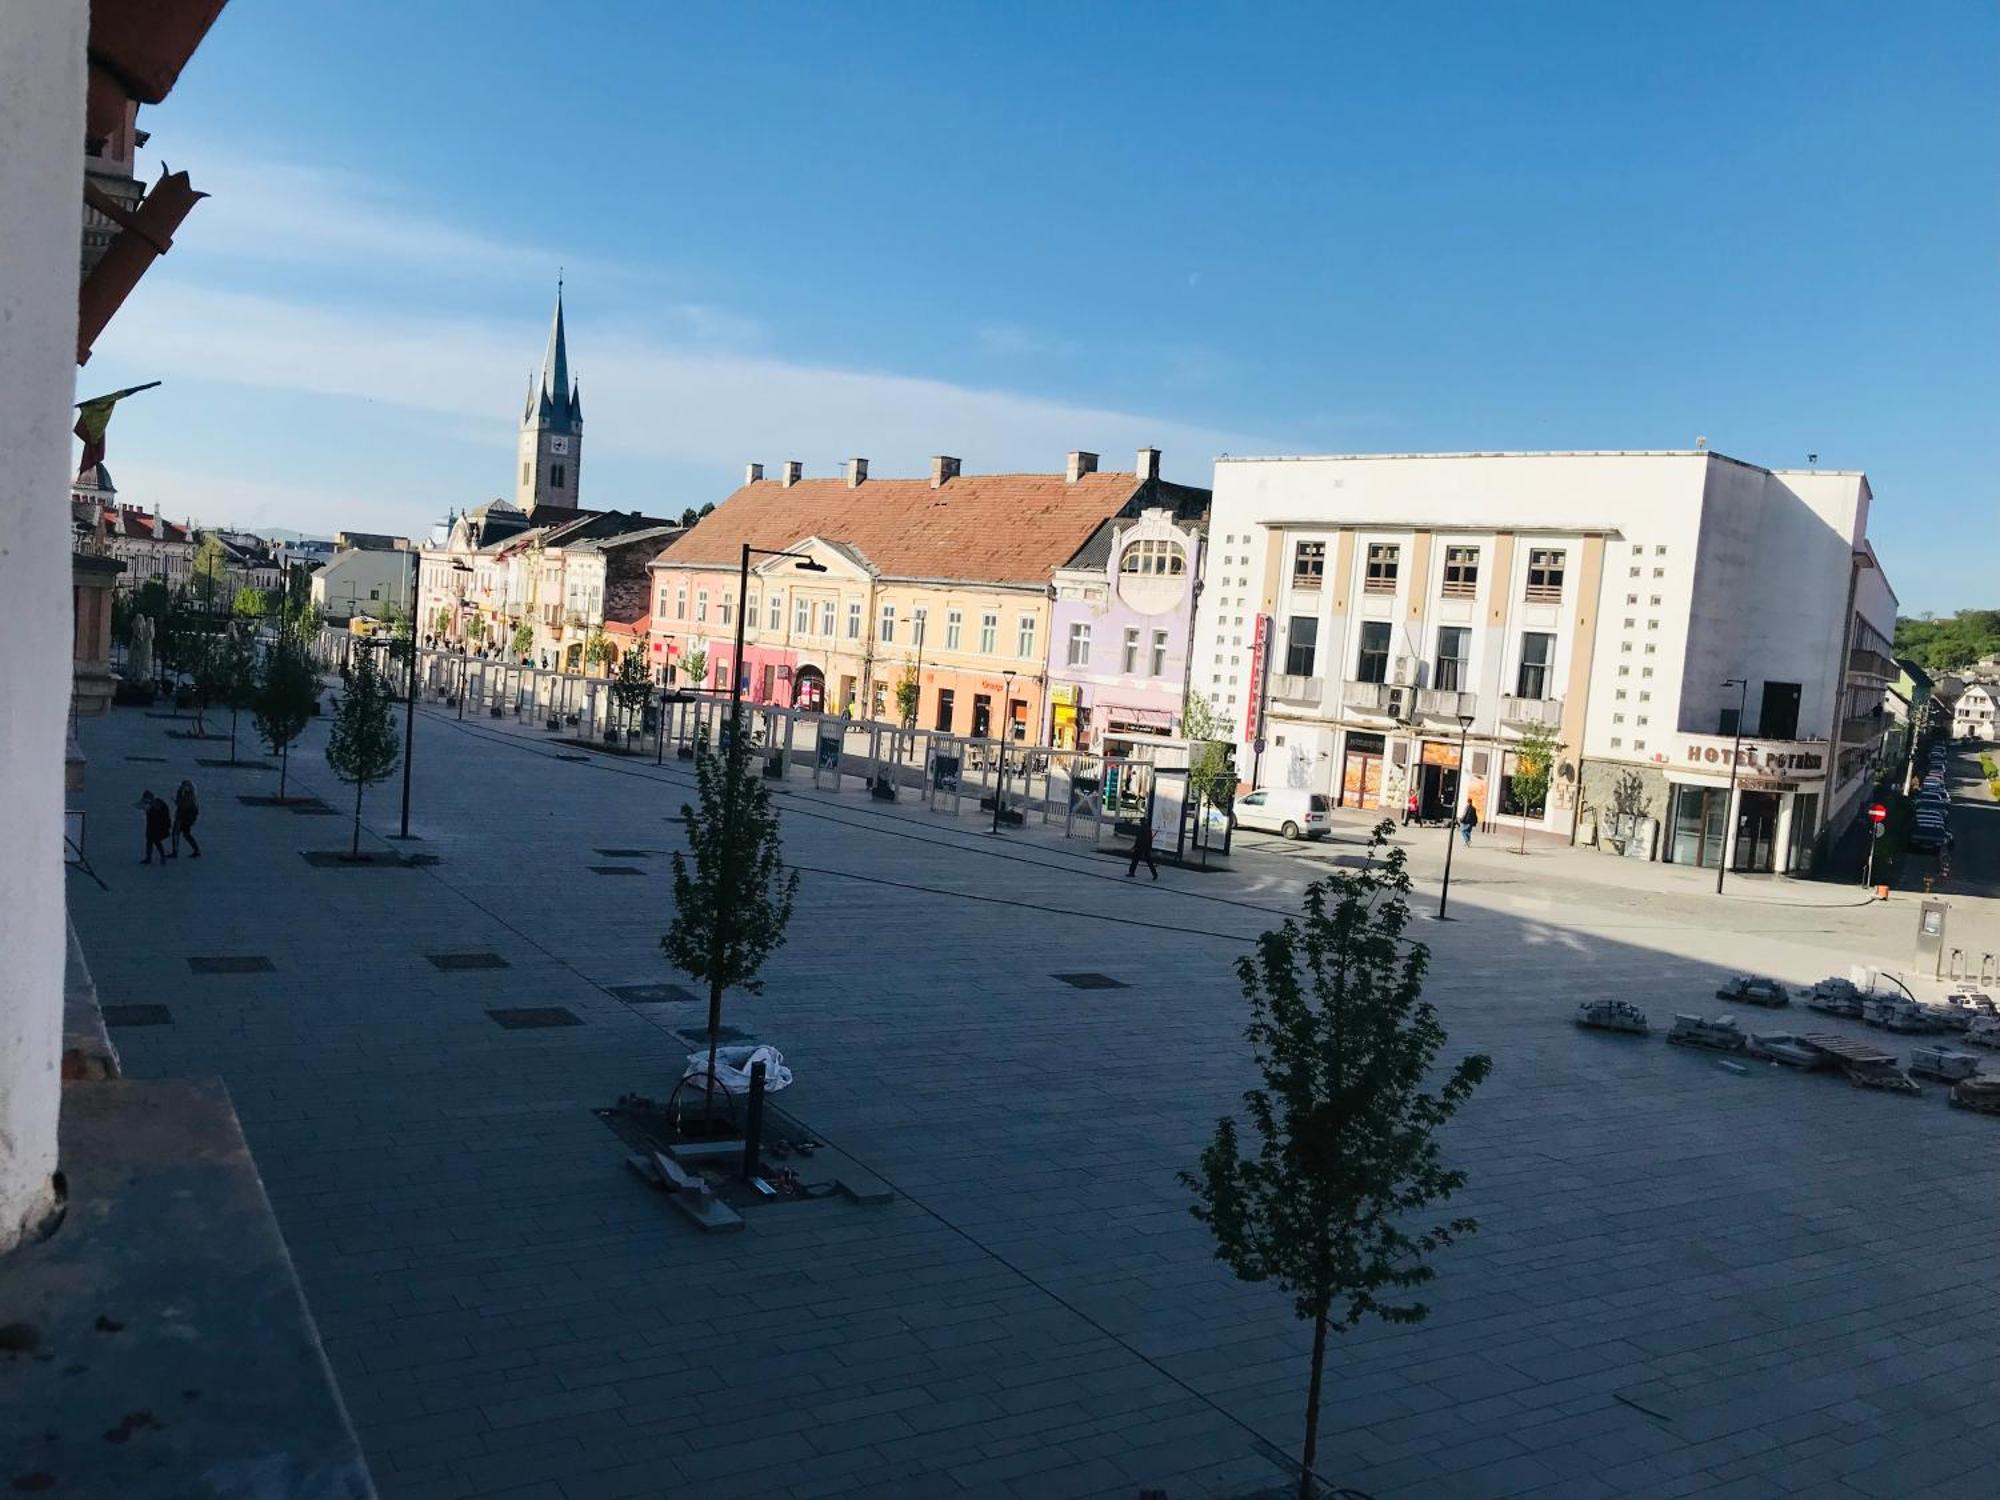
[1047,504,1208,751]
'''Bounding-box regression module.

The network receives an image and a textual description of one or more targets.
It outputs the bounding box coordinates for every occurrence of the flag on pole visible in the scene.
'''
[73,381,162,475]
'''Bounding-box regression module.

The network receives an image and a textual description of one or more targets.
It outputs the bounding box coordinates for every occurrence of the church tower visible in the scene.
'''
[515,284,582,515]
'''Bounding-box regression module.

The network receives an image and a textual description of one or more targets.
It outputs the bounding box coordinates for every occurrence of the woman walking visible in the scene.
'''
[172,779,202,859]
[141,792,172,865]
[1458,800,1478,848]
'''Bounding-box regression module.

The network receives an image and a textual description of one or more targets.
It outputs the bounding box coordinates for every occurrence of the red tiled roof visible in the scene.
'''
[651,471,1149,586]
[603,616,650,637]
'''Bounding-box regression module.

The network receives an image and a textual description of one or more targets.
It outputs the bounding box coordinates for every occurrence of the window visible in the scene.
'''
[934,688,955,732]
[979,612,997,654]
[1357,620,1391,684]
[1365,543,1399,593]
[1017,615,1036,659]
[1442,546,1479,598]
[675,587,688,621]
[846,601,861,639]
[1292,541,1326,589]
[913,607,928,646]
[1761,681,1802,740]
[1434,626,1469,691]
[1283,616,1318,677]
[1066,621,1091,667]
[879,603,896,644]
[820,601,834,636]
[657,588,670,617]
[695,590,708,622]
[719,592,734,626]
[1122,628,1141,674]
[794,597,810,634]
[946,610,963,650]
[1517,632,1555,700]
[746,593,759,625]
[1150,630,1168,676]
[550,464,565,490]
[1525,549,1565,601]
[1121,539,1187,576]
[767,593,781,631]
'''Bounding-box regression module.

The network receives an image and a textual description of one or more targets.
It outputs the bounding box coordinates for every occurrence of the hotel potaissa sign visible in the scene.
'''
[1674,734,1828,780]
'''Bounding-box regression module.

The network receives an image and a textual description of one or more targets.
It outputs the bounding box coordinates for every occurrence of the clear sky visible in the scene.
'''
[93,1,1996,613]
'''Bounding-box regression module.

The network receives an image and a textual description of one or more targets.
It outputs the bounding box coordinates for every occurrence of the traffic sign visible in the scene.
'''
[1868,802,1887,824]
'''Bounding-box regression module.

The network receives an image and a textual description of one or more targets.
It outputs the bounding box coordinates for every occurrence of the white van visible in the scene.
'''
[1233,787,1332,840]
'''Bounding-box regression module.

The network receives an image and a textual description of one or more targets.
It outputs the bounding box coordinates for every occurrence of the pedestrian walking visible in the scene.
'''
[1404,789,1419,826]
[140,791,172,865]
[1127,819,1160,881]
[172,779,202,859]
[1458,800,1478,847]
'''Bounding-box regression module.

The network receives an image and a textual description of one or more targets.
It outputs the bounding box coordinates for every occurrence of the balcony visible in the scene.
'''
[1847,647,1896,681]
[1840,712,1887,745]
[1269,673,1324,706]
[1343,680,1397,715]
[1499,694,1564,728]
[1414,687,1477,721]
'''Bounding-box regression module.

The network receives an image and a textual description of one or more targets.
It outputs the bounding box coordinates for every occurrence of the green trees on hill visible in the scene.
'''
[1896,611,2000,674]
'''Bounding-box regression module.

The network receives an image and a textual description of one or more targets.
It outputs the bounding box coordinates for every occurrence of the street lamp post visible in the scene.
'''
[1436,711,1476,920]
[991,668,1017,834]
[1717,677,1749,896]
[396,546,420,839]
[696,542,825,1120]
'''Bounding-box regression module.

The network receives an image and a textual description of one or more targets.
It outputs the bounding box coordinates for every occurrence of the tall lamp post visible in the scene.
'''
[991,668,1017,834]
[1716,676,1749,896]
[1436,710,1476,920]
[395,546,420,839]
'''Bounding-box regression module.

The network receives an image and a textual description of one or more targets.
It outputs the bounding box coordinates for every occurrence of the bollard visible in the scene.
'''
[741,1059,767,1182]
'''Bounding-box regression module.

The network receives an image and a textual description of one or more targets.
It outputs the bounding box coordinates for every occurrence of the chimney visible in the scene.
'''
[930,455,961,488]
[1136,447,1161,482]
[846,457,869,488]
[781,460,802,487]
[745,462,764,485]
[1066,450,1099,484]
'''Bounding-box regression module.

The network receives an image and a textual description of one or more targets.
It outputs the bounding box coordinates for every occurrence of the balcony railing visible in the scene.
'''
[1847,647,1896,681]
[1343,680,1396,714]
[1414,687,1477,720]
[1499,694,1564,727]
[1839,712,1887,745]
[1269,673,1324,705]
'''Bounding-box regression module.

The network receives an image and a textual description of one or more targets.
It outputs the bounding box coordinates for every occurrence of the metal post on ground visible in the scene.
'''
[741,1059,767,1182]
[1436,711,1474,920]
[396,548,418,839]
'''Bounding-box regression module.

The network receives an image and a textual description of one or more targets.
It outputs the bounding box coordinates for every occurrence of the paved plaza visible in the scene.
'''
[66,703,2000,1500]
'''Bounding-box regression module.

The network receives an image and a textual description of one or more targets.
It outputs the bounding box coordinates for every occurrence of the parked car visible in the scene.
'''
[1233,787,1332,840]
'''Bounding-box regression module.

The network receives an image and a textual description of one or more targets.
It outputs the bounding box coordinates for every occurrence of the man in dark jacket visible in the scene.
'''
[141,792,172,864]
[1127,820,1159,881]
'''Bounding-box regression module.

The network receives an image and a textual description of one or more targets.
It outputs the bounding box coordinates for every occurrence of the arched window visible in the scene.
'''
[1119,539,1186,577]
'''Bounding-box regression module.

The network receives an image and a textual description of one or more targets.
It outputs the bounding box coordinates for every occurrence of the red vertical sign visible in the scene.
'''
[1244,613,1272,746]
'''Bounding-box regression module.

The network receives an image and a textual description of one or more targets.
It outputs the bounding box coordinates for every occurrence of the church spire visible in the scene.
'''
[538,277,576,431]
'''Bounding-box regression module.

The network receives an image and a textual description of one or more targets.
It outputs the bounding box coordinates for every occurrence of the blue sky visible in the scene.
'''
[93,1,1996,612]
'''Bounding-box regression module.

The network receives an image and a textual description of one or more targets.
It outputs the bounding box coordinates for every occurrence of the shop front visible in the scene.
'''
[1661,734,1829,875]
[1339,731,1386,809]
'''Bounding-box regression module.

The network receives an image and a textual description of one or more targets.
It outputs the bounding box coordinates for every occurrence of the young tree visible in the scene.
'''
[584,628,614,674]
[510,619,535,662]
[465,613,487,651]
[681,647,708,693]
[191,534,230,610]
[611,647,652,738]
[187,625,224,734]
[895,659,920,728]
[1507,723,1561,854]
[254,631,318,799]
[662,724,800,1122]
[1184,825,1491,1500]
[325,648,401,858]
[217,625,260,763]
[233,585,269,620]
[1182,691,1236,818]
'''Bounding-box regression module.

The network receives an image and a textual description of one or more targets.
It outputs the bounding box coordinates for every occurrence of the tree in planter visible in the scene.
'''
[1184,825,1491,1500]
[465,613,487,652]
[1506,722,1561,854]
[186,625,224,734]
[895,659,920,728]
[681,648,708,695]
[584,628,615,675]
[215,625,260,761]
[233,585,269,620]
[254,631,318,798]
[510,619,534,663]
[662,725,800,1123]
[611,647,652,739]
[325,649,401,858]
[1182,691,1236,826]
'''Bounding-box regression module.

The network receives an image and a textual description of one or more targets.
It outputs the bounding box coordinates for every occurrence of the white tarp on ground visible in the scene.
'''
[682,1043,792,1095]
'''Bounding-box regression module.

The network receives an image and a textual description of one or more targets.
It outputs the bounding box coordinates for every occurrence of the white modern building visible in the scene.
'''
[1192,450,1898,876]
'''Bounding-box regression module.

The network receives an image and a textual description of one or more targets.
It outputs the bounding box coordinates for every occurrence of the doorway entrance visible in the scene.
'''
[792,665,825,711]
[1339,732,1385,809]
[1669,785,1728,868]
[1734,790,1780,872]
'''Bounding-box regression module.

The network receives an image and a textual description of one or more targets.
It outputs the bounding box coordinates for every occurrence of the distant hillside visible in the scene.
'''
[1896,610,2000,674]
